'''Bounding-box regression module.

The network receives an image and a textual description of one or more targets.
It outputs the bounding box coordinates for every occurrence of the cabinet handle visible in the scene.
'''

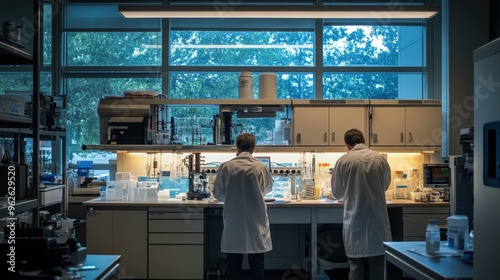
[331,132,335,142]
[400,132,404,143]
[323,132,327,143]
[373,133,377,143]
[408,132,413,143]
[296,133,301,143]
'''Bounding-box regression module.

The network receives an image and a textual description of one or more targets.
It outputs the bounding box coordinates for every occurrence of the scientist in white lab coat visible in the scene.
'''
[331,128,392,280]
[213,133,273,280]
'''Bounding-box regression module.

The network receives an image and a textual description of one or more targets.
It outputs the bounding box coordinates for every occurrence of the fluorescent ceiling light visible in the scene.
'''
[118,5,439,19]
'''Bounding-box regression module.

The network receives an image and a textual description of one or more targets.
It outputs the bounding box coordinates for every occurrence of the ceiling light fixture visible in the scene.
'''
[118,5,439,19]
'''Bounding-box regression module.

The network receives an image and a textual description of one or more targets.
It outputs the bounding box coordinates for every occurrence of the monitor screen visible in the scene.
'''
[255,156,271,172]
[423,164,450,188]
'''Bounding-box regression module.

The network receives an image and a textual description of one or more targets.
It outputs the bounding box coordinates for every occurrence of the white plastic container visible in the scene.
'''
[238,72,253,99]
[447,215,469,250]
[393,171,408,199]
[116,172,131,181]
[425,219,441,253]
[258,73,277,99]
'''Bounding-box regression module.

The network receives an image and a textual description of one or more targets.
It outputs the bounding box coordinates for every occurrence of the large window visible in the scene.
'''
[55,2,434,167]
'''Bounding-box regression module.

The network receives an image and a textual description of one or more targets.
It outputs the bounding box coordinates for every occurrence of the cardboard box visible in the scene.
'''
[447,215,469,250]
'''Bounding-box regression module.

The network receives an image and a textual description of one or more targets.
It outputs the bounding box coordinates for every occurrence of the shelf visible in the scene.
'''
[0,127,66,137]
[0,199,38,217]
[0,113,32,124]
[98,97,292,106]
[0,38,33,65]
[80,144,362,153]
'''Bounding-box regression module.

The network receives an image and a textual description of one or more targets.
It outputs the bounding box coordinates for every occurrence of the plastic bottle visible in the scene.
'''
[467,230,474,250]
[238,72,253,99]
[425,219,441,253]
[393,171,408,199]
[407,168,418,192]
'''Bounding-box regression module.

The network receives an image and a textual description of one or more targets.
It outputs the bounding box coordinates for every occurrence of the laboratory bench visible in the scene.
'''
[83,198,449,280]
[384,241,473,280]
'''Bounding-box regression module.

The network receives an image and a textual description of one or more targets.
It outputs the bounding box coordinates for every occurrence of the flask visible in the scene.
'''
[425,219,441,253]
[238,72,253,99]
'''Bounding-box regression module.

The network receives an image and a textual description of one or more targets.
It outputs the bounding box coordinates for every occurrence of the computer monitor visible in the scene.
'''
[255,156,271,172]
[423,163,450,188]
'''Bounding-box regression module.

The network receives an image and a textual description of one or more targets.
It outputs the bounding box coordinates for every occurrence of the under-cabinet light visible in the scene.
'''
[118,5,439,19]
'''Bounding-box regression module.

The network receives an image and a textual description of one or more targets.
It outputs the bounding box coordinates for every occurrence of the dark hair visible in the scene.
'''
[344,128,365,146]
[236,133,256,153]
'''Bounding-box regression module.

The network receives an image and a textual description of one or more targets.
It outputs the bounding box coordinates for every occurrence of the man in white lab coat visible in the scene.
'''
[213,133,273,280]
[331,128,392,280]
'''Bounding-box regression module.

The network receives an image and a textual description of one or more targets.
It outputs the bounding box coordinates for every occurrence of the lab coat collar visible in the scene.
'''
[350,143,368,151]
[238,151,253,157]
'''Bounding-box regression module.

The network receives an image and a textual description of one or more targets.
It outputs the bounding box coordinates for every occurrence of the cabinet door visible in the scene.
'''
[113,210,148,279]
[329,107,367,146]
[293,107,329,145]
[149,245,204,279]
[86,209,113,254]
[405,106,442,147]
[370,107,406,146]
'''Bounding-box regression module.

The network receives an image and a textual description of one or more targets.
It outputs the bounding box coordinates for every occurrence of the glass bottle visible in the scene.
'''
[425,219,441,253]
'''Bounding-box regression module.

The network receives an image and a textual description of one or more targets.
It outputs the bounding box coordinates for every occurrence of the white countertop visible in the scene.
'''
[81,197,449,208]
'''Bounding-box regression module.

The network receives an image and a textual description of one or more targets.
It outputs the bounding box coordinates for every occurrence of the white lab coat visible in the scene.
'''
[331,144,392,258]
[213,152,273,254]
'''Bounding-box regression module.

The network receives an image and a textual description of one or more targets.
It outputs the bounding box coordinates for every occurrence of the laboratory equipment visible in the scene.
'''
[423,163,450,188]
[186,152,210,200]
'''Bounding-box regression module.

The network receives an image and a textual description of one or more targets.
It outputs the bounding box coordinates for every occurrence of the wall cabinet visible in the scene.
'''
[87,209,148,279]
[370,104,442,148]
[293,106,368,146]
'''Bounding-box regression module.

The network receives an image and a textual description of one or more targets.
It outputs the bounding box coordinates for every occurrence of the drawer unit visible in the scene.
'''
[402,206,449,241]
[148,207,205,279]
[268,207,311,224]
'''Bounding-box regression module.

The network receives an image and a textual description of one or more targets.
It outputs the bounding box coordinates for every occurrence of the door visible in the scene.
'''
[370,106,406,146]
[329,107,367,146]
[86,209,113,254]
[113,210,148,278]
[293,107,329,146]
[405,106,442,147]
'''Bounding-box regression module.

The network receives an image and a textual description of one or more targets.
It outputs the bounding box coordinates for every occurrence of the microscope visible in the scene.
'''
[186,152,210,200]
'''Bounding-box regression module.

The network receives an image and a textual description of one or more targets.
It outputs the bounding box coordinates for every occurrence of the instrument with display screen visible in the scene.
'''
[423,163,451,188]
[255,156,271,172]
